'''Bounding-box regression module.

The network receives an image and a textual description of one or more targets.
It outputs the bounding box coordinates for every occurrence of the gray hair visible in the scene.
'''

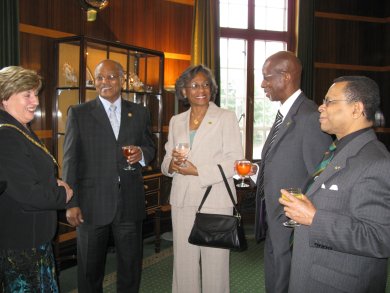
[175,65,218,101]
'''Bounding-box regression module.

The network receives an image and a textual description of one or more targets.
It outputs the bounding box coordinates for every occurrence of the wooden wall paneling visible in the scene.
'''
[19,32,55,149]
[155,1,193,54]
[18,0,194,146]
[314,69,386,104]
[315,0,387,17]
[315,19,385,66]
[164,58,190,86]
[314,0,389,128]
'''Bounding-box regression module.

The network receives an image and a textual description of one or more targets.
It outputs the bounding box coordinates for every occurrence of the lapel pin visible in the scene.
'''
[128,113,132,118]
[334,166,341,170]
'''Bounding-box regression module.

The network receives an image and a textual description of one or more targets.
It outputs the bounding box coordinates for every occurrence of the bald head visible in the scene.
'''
[261,51,303,103]
[265,51,302,89]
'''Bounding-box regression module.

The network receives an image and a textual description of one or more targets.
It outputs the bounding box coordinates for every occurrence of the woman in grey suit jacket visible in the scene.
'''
[161,65,243,293]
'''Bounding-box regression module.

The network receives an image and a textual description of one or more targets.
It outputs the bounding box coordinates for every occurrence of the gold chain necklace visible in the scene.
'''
[0,123,58,167]
[191,111,206,125]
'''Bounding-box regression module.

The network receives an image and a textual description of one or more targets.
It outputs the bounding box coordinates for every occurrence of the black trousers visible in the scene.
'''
[76,217,143,293]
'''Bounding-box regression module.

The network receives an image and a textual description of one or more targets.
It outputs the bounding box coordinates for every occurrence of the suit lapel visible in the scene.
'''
[262,94,305,159]
[306,129,377,197]
[90,98,117,141]
[190,102,219,154]
[118,100,135,143]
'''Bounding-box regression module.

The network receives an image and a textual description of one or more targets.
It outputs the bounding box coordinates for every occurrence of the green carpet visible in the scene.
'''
[99,236,265,292]
[60,235,390,293]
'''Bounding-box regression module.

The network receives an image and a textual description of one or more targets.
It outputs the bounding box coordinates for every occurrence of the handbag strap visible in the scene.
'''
[197,164,240,215]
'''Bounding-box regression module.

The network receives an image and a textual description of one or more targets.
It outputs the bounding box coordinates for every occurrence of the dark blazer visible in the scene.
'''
[289,129,390,293]
[0,181,6,195]
[0,110,67,249]
[256,92,332,293]
[62,97,155,225]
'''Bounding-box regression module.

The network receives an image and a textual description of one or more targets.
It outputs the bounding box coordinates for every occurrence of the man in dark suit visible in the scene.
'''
[63,59,155,293]
[0,181,6,195]
[280,76,390,293]
[254,51,332,293]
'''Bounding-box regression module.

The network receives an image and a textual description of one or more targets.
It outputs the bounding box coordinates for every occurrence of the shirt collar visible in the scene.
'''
[334,127,371,155]
[99,96,121,113]
[278,89,302,119]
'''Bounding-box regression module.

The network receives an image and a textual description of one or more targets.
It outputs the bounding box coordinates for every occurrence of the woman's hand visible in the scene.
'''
[176,160,198,176]
[169,156,198,176]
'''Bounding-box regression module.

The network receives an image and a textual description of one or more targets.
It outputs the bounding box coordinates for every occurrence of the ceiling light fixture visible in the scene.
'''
[79,0,109,22]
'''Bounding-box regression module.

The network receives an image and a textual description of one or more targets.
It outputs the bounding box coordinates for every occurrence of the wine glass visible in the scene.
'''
[174,143,190,167]
[122,145,136,171]
[282,187,304,227]
[236,160,251,187]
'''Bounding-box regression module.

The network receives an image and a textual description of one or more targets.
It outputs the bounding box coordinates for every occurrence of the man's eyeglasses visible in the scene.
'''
[262,72,284,82]
[322,98,349,106]
[186,82,210,90]
[95,74,120,82]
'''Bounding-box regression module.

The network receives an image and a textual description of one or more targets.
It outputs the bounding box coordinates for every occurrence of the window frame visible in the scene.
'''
[220,0,296,160]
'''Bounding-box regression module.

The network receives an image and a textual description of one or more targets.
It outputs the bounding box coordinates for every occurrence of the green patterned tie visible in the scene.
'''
[290,142,336,248]
[312,142,337,178]
[304,142,336,193]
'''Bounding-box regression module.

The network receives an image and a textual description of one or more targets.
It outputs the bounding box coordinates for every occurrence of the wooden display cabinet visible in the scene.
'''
[53,36,167,269]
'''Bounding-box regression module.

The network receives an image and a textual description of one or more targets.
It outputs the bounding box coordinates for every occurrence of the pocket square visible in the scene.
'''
[329,184,338,190]
[321,184,326,189]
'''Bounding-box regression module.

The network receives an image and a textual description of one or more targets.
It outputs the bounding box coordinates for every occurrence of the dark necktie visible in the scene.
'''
[305,142,336,192]
[256,110,284,199]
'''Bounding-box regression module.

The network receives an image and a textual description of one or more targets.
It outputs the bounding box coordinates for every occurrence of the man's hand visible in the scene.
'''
[66,207,84,227]
[127,146,142,165]
[279,189,317,226]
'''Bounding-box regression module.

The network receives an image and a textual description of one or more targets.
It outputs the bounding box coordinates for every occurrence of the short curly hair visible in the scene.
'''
[175,65,218,102]
[333,76,380,122]
[0,66,43,103]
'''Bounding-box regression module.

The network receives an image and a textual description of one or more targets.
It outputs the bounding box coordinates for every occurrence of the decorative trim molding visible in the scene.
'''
[19,23,74,38]
[19,23,191,62]
[164,52,191,61]
[165,0,194,6]
[315,62,390,72]
[315,12,390,24]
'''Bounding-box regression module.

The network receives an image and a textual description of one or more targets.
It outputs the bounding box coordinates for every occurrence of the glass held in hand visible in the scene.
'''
[282,187,304,228]
[174,142,190,167]
[122,145,136,171]
[236,160,251,188]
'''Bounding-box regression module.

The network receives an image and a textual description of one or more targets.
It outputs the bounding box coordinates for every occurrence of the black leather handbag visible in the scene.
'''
[188,165,247,251]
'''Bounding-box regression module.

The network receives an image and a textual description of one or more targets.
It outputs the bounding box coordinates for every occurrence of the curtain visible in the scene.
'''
[297,0,315,100]
[0,0,20,68]
[191,0,220,105]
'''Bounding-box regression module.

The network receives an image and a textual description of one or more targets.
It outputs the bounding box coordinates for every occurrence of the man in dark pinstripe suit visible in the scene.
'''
[63,60,155,293]
[281,76,390,293]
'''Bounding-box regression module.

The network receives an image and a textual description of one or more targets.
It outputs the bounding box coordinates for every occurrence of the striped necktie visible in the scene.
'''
[256,110,284,199]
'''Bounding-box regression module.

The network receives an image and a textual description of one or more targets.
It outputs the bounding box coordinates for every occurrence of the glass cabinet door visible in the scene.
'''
[54,36,164,173]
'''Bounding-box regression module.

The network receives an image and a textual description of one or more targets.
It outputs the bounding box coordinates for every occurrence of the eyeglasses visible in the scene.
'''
[95,74,120,82]
[186,82,210,90]
[263,72,284,82]
[322,98,349,106]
